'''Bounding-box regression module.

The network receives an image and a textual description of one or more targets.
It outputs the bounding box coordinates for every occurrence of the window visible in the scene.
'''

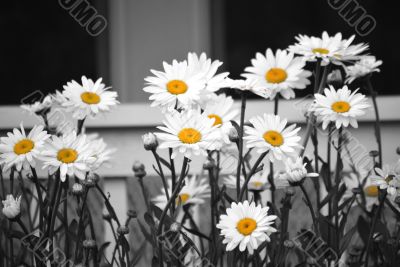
[0,0,108,105]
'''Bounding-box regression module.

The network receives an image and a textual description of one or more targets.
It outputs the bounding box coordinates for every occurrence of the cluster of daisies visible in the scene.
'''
[141,31,388,254]
[0,76,118,182]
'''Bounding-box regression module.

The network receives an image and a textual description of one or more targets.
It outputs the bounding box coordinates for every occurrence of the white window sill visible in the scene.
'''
[1,95,399,130]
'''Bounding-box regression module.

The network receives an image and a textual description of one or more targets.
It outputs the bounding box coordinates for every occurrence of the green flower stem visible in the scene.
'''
[365,76,382,168]
[364,191,387,267]
[301,64,331,156]
[236,92,247,199]
[239,151,268,201]
[300,182,319,236]
[157,157,189,267]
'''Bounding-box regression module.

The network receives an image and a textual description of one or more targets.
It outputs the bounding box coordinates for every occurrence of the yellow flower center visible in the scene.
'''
[263,130,284,147]
[57,148,78,164]
[178,128,202,144]
[331,101,351,113]
[176,193,190,205]
[265,68,287,84]
[14,139,35,155]
[237,218,257,236]
[81,92,101,104]
[364,185,379,197]
[166,80,188,95]
[312,48,330,54]
[208,114,223,126]
[251,181,264,188]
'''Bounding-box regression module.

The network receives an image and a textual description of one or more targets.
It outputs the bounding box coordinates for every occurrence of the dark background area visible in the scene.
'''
[0,0,394,105]
[218,0,393,97]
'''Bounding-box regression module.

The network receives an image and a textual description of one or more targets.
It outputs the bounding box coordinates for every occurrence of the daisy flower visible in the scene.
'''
[144,60,205,110]
[201,94,239,145]
[342,173,378,211]
[217,201,277,253]
[87,135,115,170]
[289,32,367,65]
[244,114,302,162]
[345,56,383,84]
[155,109,220,159]
[152,175,210,209]
[41,131,95,181]
[278,157,318,185]
[21,95,53,116]
[187,52,229,93]
[61,76,119,120]
[242,49,311,99]
[312,85,370,129]
[0,124,50,172]
[223,169,270,191]
[371,165,400,196]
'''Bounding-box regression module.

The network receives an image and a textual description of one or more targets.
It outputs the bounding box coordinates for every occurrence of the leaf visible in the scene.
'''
[339,226,357,255]
[158,156,171,170]
[97,242,111,263]
[104,199,118,222]
[119,236,130,253]
[144,212,156,229]
[319,163,331,191]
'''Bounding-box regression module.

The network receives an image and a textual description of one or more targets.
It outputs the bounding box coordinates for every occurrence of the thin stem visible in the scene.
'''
[48,179,63,267]
[239,152,268,201]
[301,63,331,155]
[157,157,189,267]
[299,183,319,236]
[77,118,86,135]
[364,191,387,267]
[74,188,89,263]
[333,127,343,254]
[63,180,70,266]
[365,77,382,168]
[169,148,177,213]
[31,167,44,232]
[207,165,217,264]
[152,150,170,201]
[236,92,247,199]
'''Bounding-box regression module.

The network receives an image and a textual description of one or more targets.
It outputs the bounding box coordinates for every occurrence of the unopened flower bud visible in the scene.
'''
[71,183,85,196]
[283,240,295,248]
[127,210,137,218]
[142,133,158,151]
[132,161,146,178]
[285,188,295,197]
[117,226,130,235]
[369,150,379,158]
[228,127,239,142]
[327,69,343,86]
[2,195,22,220]
[170,222,181,232]
[82,173,100,188]
[82,239,96,249]
[203,159,215,170]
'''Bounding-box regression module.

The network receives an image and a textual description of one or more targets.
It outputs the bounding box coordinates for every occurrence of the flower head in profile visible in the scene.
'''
[342,173,379,211]
[144,60,205,111]
[217,201,277,254]
[288,32,368,65]
[61,76,119,120]
[41,131,95,181]
[0,124,50,172]
[345,56,383,84]
[244,114,302,162]
[312,85,370,129]
[152,175,210,209]
[2,194,22,220]
[223,169,270,191]
[201,94,239,145]
[21,95,53,116]
[187,52,229,93]
[242,49,311,99]
[155,109,220,159]
[371,165,400,196]
[226,78,270,99]
[279,157,318,185]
